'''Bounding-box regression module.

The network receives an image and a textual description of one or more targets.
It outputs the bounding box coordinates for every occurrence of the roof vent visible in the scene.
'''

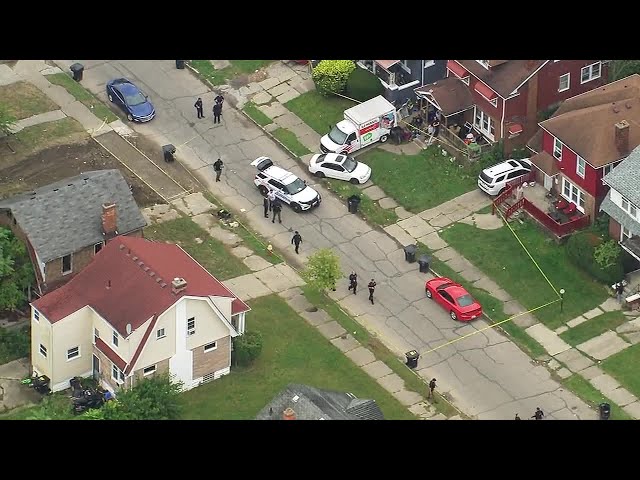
[126,323,132,335]
[292,395,300,403]
[143,266,150,272]
[149,271,155,277]
[160,282,167,288]
[132,256,138,261]
[155,277,162,283]
[137,260,144,267]
[613,105,620,113]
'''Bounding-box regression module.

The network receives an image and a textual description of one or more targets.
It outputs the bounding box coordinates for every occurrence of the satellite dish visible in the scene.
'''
[126,323,132,335]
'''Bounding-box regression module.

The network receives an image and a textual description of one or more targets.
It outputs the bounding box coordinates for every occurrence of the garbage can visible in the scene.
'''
[347,194,361,214]
[70,63,84,82]
[599,402,611,420]
[403,244,417,263]
[405,350,420,369]
[176,60,186,69]
[418,255,431,273]
[162,144,176,162]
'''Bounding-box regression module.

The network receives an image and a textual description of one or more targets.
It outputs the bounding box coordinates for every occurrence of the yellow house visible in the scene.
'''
[30,236,250,393]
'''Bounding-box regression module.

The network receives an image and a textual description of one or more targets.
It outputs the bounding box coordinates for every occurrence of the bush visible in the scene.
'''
[566,231,624,284]
[233,331,263,367]
[0,325,30,364]
[346,67,384,102]
[312,60,356,96]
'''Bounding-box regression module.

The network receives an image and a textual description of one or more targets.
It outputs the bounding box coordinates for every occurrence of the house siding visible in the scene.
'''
[192,335,231,380]
[132,358,170,384]
[609,217,622,241]
[536,61,608,111]
[93,346,123,393]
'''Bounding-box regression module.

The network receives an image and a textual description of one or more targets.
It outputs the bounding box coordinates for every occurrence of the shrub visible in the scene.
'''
[346,67,384,102]
[312,60,356,96]
[566,231,624,284]
[0,325,30,363]
[233,330,263,367]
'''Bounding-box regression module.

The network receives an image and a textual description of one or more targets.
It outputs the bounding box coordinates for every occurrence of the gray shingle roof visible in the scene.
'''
[602,146,640,207]
[600,192,640,236]
[0,170,147,263]
[255,384,385,420]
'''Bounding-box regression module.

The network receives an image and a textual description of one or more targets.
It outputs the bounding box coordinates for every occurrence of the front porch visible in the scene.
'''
[621,236,640,263]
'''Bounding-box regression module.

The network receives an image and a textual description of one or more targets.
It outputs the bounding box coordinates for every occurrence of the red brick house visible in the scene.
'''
[415,60,608,154]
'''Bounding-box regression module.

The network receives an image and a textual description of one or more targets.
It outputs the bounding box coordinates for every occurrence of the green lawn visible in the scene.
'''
[602,343,640,399]
[272,127,311,157]
[562,375,633,420]
[0,81,58,120]
[181,295,417,419]
[46,73,119,123]
[560,311,628,347]
[189,60,274,86]
[285,90,356,135]
[357,146,479,213]
[144,216,250,281]
[325,179,398,227]
[438,221,608,329]
[242,101,272,126]
[219,220,283,265]
[14,117,85,151]
[475,204,494,215]
[0,326,30,365]
[0,392,75,420]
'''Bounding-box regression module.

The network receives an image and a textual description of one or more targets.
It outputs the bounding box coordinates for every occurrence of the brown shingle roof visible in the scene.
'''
[527,129,544,153]
[456,60,547,98]
[531,151,559,177]
[415,77,474,116]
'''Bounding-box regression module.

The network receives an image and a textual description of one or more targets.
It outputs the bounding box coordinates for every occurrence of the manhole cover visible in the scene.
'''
[305,306,318,313]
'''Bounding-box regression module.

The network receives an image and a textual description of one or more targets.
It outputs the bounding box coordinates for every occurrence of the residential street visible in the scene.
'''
[68,60,595,419]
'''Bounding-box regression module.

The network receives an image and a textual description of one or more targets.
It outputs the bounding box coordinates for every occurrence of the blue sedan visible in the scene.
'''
[106,78,155,122]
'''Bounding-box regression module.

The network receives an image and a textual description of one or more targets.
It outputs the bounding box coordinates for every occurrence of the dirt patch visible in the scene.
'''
[0,81,58,120]
[248,70,269,83]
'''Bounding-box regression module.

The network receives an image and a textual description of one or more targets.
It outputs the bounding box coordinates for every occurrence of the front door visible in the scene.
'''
[92,354,100,380]
[544,174,553,191]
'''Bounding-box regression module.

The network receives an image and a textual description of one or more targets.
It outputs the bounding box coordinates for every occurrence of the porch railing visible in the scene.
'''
[522,199,590,237]
[439,125,491,158]
[505,198,525,218]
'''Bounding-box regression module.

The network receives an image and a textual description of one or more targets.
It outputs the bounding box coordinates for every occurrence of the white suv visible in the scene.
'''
[251,156,321,212]
[477,158,532,196]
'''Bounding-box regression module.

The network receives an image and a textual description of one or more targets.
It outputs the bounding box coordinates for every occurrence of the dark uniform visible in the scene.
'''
[213,158,223,182]
[194,98,204,118]
[348,272,358,294]
[368,279,376,304]
[271,199,282,223]
[291,231,302,254]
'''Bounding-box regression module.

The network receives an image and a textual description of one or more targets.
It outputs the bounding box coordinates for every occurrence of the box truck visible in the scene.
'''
[320,96,397,154]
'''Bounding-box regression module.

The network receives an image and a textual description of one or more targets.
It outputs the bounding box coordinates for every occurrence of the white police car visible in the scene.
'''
[251,156,321,212]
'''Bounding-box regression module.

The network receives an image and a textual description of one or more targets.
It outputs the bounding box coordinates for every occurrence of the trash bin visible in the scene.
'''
[347,194,361,214]
[176,60,186,69]
[70,63,84,82]
[403,244,417,263]
[162,144,176,162]
[418,255,431,273]
[599,402,611,420]
[405,350,420,369]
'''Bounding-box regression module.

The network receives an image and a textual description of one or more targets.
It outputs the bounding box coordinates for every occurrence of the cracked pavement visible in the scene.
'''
[73,60,596,419]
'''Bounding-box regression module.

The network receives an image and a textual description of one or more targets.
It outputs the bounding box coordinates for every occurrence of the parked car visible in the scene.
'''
[425,277,483,321]
[308,153,372,184]
[477,158,532,196]
[106,78,155,123]
[251,156,321,212]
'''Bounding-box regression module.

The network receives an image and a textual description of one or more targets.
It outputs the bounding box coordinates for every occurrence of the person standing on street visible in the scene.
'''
[214,93,225,106]
[531,407,545,420]
[428,378,437,400]
[271,198,282,224]
[213,102,222,124]
[263,195,270,218]
[368,279,376,304]
[348,271,358,295]
[267,190,276,211]
[213,158,224,182]
[194,97,204,118]
[514,413,521,420]
[616,282,625,304]
[291,231,302,254]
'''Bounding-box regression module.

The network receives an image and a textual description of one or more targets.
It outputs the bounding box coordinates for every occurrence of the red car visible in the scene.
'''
[425,277,483,321]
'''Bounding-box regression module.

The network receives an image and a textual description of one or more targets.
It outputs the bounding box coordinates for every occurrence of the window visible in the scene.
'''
[33,309,40,322]
[477,60,490,68]
[561,177,585,211]
[94,328,99,343]
[621,197,638,219]
[400,60,411,73]
[112,364,125,383]
[67,346,80,361]
[39,344,47,358]
[603,164,614,177]
[204,341,217,353]
[143,365,156,376]
[553,137,563,160]
[558,73,570,92]
[576,156,586,178]
[622,226,632,241]
[62,254,72,275]
[423,60,435,68]
[581,62,602,84]
[157,328,166,339]
[473,108,495,140]
[112,330,119,347]
[94,242,104,254]
[187,317,195,336]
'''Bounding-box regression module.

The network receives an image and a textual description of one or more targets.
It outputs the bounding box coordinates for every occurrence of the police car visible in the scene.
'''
[251,156,321,212]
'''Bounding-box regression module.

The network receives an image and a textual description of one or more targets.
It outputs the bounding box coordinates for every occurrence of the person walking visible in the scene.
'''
[531,407,545,420]
[213,158,224,182]
[263,195,270,218]
[267,190,276,211]
[291,231,302,253]
[428,378,437,401]
[368,279,376,305]
[616,282,625,304]
[514,413,521,420]
[348,271,358,295]
[213,102,222,124]
[194,97,204,118]
[271,198,282,224]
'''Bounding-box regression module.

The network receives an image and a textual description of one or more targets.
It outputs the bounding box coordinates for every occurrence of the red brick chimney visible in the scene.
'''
[282,407,296,420]
[615,120,630,153]
[171,277,188,295]
[101,203,118,236]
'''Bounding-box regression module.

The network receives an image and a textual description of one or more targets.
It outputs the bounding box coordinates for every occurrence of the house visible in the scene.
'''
[527,74,640,223]
[415,60,608,155]
[0,170,147,296]
[29,235,250,394]
[356,60,446,105]
[600,146,640,265]
[255,384,384,420]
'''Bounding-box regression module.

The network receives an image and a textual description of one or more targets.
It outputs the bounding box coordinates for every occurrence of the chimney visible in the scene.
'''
[171,277,188,294]
[615,120,630,153]
[101,203,118,236]
[282,407,296,420]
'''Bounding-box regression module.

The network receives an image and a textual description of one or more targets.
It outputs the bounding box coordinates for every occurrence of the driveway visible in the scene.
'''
[70,60,595,419]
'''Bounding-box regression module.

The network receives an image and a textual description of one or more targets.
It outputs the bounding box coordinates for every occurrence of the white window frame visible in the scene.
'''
[461,76,470,85]
[476,60,490,69]
[33,309,40,322]
[489,97,498,108]
[473,108,495,141]
[581,62,602,84]
[561,177,585,212]
[143,365,157,376]
[112,364,125,384]
[558,73,570,92]
[603,164,614,177]
[204,341,218,353]
[423,60,435,68]
[94,242,104,255]
[62,253,72,275]
[156,328,166,339]
[400,60,411,74]
[621,226,632,241]
[94,328,99,344]
[621,197,638,219]
[576,156,586,178]
[553,137,563,160]
[67,346,80,361]
[39,344,47,358]
[112,330,119,347]
[187,317,195,336]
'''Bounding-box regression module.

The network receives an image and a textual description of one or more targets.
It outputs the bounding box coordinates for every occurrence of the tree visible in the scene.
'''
[232,330,263,367]
[0,227,34,311]
[302,248,343,292]
[346,67,384,102]
[609,60,640,82]
[103,374,183,420]
[312,60,356,96]
[0,103,16,137]
[594,239,621,269]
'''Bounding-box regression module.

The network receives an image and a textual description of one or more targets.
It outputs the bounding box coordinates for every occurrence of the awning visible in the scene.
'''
[508,123,523,135]
[531,151,560,177]
[375,60,400,70]
[474,81,497,101]
[414,77,474,117]
[446,60,469,79]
